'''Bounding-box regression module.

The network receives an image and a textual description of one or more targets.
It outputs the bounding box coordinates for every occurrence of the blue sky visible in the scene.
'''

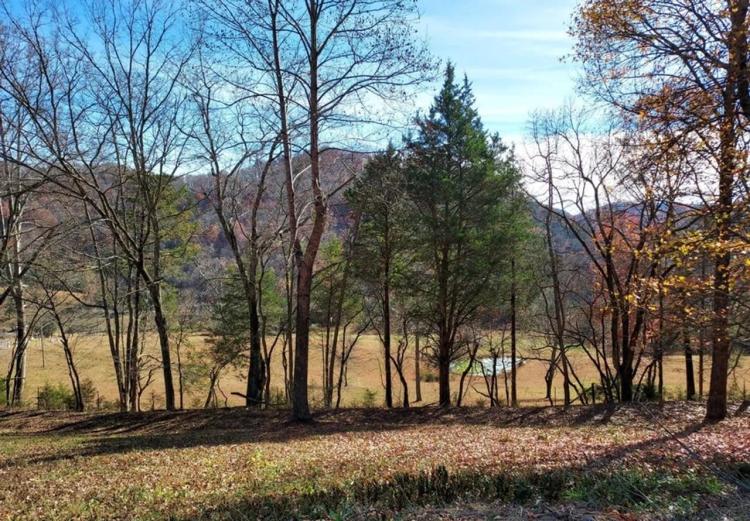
[418,0,580,143]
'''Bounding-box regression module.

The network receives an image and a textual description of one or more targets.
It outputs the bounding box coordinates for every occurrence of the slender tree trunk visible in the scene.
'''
[699,259,706,399]
[657,284,665,401]
[292,2,329,421]
[396,364,409,408]
[335,327,348,409]
[561,352,572,406]
[510,258,518,407]
[707,229,731,420]
[283,256,295,402]
[293,262,314,420]
[438,328,451,407]
[49,299,83,411]
[270,0,295,406]
[245,252,265,407]
[322,283,334,406]
[6,200,27,407]
[61,340,83,412]
[327,216,358,408]
[414,334,422,402]
[684,331,696,401]
[401,379,409,408]
[620,339,634,403]
[10,286,27,406]
[176,342,185,410]
[127,273,141,411]
[9,211,27,406]
[706,19,740,419]
[84,205,126,411]
[707,219,732,419]
[544,165,570,405]
[501,343,510,406]
[456,341,479,407]
[698,330,705,400]
[146,281,175,411]
[382,271,393,408]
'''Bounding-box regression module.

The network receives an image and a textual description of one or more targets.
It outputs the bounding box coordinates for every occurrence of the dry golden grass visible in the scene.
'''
[1,331,748,410]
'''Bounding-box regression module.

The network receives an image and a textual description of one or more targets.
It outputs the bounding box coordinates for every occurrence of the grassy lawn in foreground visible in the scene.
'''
[0,403,748,520]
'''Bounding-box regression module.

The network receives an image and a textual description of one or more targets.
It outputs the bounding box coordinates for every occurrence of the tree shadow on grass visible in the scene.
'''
[0,402,717,471]
[1,401,705,436]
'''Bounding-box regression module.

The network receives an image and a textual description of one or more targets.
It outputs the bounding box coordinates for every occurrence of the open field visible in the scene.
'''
[1,331,749,410]
[1,332,749,410]
[0,403,748,520]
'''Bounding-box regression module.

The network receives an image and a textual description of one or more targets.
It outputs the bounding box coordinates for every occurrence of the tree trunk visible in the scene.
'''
[438,329,451,407]
[620,349,634,403]
[292,259,314,420]
[510,258,518,407]
[10,286,27,406]
[684,331,696,401]
[245,254,265,407]
[326,216,358,408]
[51,303,83,412]
[393,358,409,408]
[176,341,185,410]
[657,284,665,401]
[382,274,393,408]
[707,227,732,420]
[127,273,141,411]
[414,334,422,402]
[85,205,127,411]
[706,18,740,420]
[147,282,175,411]
[698,331,705,400]
[699,259,706,399]
[561,351,572,406]
[291,2,326,422]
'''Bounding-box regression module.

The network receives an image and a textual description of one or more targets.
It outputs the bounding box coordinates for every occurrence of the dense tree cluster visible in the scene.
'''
[0,0,747,423]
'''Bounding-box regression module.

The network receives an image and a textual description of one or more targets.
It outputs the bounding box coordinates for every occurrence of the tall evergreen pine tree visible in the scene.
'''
[405,64,523,406]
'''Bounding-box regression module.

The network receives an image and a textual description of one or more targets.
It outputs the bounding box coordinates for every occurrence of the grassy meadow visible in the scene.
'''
[1,331,748,410]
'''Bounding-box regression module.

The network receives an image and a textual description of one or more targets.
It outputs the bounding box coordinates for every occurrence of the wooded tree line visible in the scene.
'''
[0,0,748,422]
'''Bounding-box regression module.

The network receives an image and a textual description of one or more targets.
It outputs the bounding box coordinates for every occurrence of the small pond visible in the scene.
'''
[450,357,522,376]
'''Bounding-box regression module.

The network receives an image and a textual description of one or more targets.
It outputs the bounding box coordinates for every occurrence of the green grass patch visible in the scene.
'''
[191,465,731,520]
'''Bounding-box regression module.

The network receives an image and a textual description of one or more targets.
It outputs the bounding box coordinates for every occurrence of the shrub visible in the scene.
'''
[360,388,377,408]
[728,377,747,401]
[585,383,607,403]
[267,387,287,407]
[37,383,75,410]
[79,379,97,410]
[636,382,659,401]
[36,380,97,411]
[421,372,439,383]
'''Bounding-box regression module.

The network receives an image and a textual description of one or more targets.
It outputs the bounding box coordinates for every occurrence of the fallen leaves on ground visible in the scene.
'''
[0,402,747,520]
